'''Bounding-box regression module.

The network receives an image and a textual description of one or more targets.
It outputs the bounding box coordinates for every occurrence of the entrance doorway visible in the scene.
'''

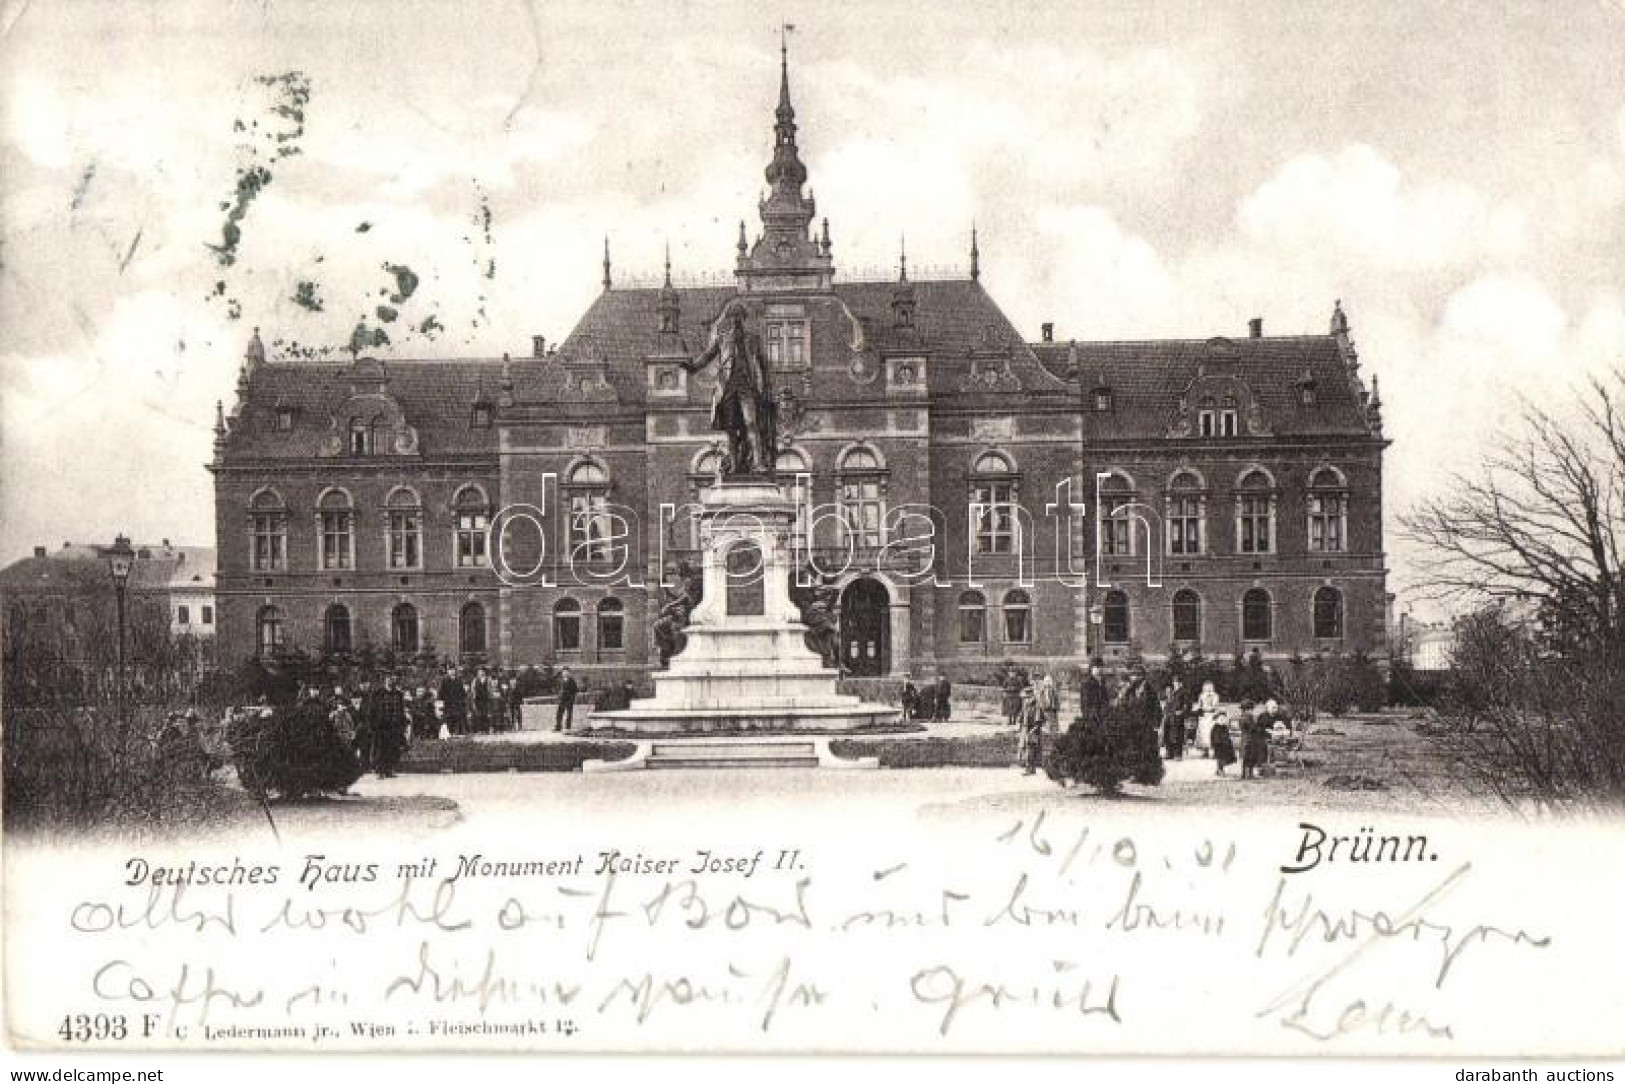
[840,577,890,677]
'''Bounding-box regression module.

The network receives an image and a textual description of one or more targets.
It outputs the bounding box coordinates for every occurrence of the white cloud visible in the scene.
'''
[1239,144,1524,271]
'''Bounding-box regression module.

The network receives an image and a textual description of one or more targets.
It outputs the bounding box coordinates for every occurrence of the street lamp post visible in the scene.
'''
[106,534,135,720]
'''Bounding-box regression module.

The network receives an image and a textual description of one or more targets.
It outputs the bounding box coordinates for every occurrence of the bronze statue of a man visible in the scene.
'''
[683,306,777,475]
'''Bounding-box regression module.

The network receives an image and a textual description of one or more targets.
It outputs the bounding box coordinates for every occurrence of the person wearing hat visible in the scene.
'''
[1080,659,1110,729]
[1240,700,1270,779]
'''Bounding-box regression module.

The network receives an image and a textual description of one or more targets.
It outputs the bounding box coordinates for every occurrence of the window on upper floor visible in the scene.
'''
[454,485,491,568]
[318,489,355,570]
[765,320,809,368]
[177,606,190,625]
[1307,466,1349,553]
[386,487,423,570]
[553,598,582,652]
[565,461,612,563]
[1166,471,1206,556]
[1098,472,1135,557]
[201,606,213,626]
[839,447,887,550]
[249,489,287,572]
[970,451,1018,555]
[1235,469,1275,555]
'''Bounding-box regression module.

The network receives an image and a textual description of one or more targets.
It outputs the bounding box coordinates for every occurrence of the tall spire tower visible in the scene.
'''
[737,28,834,293]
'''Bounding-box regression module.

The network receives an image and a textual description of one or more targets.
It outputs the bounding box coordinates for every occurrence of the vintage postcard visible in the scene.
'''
[3,0,1624,1060]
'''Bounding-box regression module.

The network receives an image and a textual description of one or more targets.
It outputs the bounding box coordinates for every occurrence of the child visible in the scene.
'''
[1209,711,1236,776]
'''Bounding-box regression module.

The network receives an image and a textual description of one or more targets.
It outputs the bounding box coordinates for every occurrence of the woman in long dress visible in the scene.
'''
[1195,681,1222,756]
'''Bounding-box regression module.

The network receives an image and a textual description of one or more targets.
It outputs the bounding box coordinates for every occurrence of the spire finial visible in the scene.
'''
[821,217,831,257]
[1331,297,1349,336]
[970,223,981,282]
[737,219,748,258]
[213,399,225,434]
[779,23,794,116]
[663,242,672,287]
[898,234,908,282]
[601,235,612,291]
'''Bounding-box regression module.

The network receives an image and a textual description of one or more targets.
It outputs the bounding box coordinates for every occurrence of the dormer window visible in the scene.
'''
[471,404,492,429]
[765,320,808,367]
[1298,370,1318,406]
[349,421,373,455]
[275,405,295,431]
[1093,388,1114,412]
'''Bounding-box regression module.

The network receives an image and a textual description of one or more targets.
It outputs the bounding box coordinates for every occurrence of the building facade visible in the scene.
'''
[212,52,1389,684]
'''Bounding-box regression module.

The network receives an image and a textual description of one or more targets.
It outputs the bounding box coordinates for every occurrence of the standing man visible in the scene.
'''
[555,667,579,732]
[1080,659,1110,729]
[1162,675,1190,760]
[438,665,468,736]
[373,673,409,779]
[470,667,494,734]
[933,673,952,722]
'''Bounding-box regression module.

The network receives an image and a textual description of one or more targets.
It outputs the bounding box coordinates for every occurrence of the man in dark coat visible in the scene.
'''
[470,667,494,733]
[371,674,410,778]
[555,667,579,732]
[1080,659,1110,729]
[933,675,952,722]
[1161,676,1190,759]
[437,666,468,736]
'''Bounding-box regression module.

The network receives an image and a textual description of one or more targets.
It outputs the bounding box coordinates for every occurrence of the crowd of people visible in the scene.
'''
[892,659,1304,782]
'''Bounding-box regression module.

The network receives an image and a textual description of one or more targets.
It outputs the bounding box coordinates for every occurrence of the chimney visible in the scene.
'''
[532,335,546,358]
[1248,317,1263,339]
[33,546,45,558]
[1041,322,1055,343]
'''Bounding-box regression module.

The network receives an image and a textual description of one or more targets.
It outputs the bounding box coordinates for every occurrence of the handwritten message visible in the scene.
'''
[7,808,1606,1055]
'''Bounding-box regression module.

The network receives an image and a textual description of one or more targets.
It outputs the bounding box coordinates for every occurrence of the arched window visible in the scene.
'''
[1307,466,1349,553]
[460,601,486,655]
[776,449,812,556]
[248,489,287,572]
[324,603,352,655]
[392,602,420,654]
[598,597,625,651]
[385,487,423,570]
[256,605,283,656]
[454,485,490,568]
[1313,586,1344,640]
[317,488,355,570]
[1102,589,1130,644]
[1099,472,1135,556]
[565,461,611,562]
[1172,588,1201,644]
[1003,589,1031,645]
[1242,588,1273,642]
[971,451,1019,555]
[958,590,986,644]
[1235,470,1275,555]
[553,598,582,652]
[1166,471,1206,556]
[839,446,887,549]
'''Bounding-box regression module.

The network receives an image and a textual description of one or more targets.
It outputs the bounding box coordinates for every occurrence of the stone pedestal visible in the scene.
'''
[590,477,897,733]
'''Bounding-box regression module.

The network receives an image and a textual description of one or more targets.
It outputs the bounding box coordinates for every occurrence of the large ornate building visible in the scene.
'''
[211,50,1389,683]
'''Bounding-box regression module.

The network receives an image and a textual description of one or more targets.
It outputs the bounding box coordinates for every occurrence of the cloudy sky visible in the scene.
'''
[3,0,1624,611]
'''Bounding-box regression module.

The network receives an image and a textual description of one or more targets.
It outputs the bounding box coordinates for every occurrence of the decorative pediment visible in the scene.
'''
[559,358,618,403]
[1166,369,1272,438]
[958,351,1022,392]
[317,358,421,456]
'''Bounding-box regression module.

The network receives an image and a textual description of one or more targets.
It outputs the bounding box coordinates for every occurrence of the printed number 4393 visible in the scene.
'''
[58,1014,128,1042]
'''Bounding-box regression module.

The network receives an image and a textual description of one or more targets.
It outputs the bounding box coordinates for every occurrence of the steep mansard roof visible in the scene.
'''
[220,281,1378,460]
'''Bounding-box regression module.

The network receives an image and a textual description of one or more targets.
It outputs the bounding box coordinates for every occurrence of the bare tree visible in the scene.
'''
[1402,372,1625,663]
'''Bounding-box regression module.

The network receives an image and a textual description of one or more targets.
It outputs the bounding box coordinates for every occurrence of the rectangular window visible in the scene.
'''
[1308,494,1347,552]
[568,493,610,561]
[250,514,286,571]
[1101,515,1132,557]
[1199,411,1215,437]
[1004,607,1030,645]
[1237,497,1273,554]
[320,511,353,570]
[176,606,189,625]
[456,512,489,568]
[388,511,422,569]
[765,320,809,368]
[1220,410,1238,437]
[972,481,1016,554]
[841,478,885,549]
[202,606,214,625]
[1168,497,1203,555]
